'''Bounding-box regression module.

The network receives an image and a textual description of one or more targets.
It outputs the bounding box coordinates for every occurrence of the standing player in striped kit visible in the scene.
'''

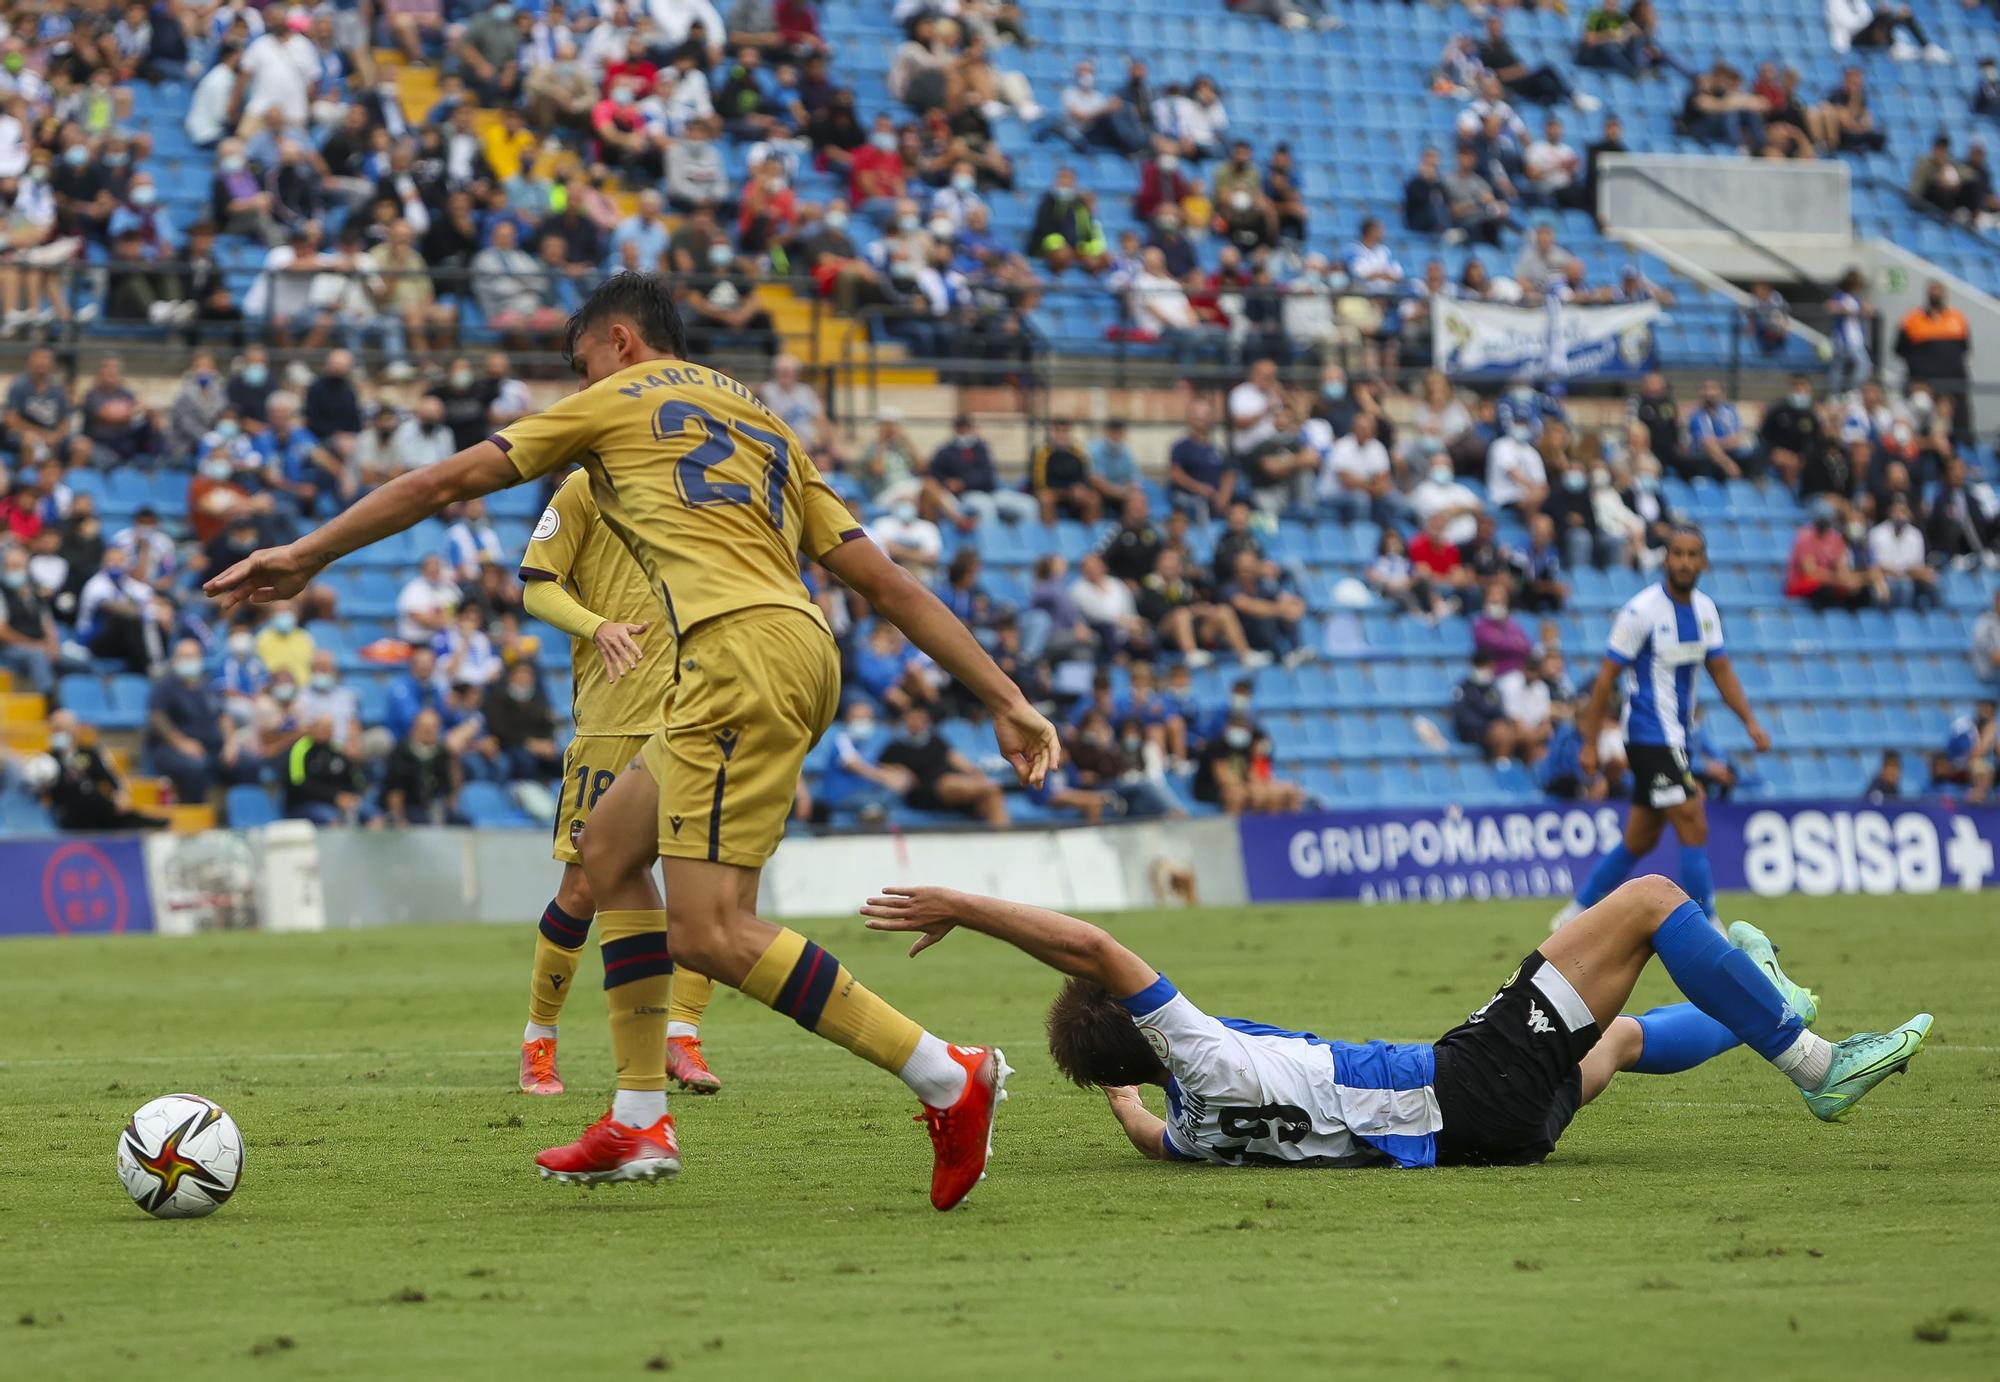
[1552,524,1769,930]
[514,470,721,1098]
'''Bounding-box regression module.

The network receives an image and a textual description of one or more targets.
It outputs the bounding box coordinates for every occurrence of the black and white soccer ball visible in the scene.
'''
[116,1094,244,1219]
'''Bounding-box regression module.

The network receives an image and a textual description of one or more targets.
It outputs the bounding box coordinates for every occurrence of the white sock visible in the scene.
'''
[524,1022,557,1042]
[899,1032,969,1108]
[666,1021,699,1040]
[611,1089,668,1125]
[1772,1030,1834,1089]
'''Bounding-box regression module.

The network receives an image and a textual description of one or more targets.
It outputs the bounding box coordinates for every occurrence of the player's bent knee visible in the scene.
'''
[1616,873,1690,927]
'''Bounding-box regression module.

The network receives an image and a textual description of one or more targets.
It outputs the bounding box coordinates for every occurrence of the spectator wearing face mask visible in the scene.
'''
[1684,379,1763,482]
[284,712,367,826]
[214,624,269,702]
[0,544,58,694]
[380,707,461,827]
[1785,504,1872,609]
[1895,281,1973,440]
[1866,496,1938,610]
[1472,577,1535,677]
[41,709,170,832]
[297,649,361,752]
[852,621,938,715]
[1756,374,1823,493]
[1453,649,1531,764]
[481,659,559,782]
[865,497,944,582]
[1485,412,1549,519]
[876,703,1010,827]
[254,601,315,683]
[145,638,227,802]
[77,545,161,673]
[1192,709,1303,815]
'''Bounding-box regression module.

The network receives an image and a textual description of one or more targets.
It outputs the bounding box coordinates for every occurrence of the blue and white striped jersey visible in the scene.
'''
[1120,976,1442,1169]
[1605,583,1726,751]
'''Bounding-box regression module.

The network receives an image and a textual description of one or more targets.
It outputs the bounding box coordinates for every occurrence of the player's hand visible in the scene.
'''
[592,620,649,683]
[1578,740,1599,778]
[1745,718,1771,753]
[202,542,325,615]
[992,699,1061,789]
[859,885,962,956]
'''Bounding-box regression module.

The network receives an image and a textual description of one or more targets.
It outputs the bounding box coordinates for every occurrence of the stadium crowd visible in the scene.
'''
[1,329,1997,832]
[0,0,1996,834]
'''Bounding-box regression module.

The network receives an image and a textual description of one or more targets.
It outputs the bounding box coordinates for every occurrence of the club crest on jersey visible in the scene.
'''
[534,507,560,541]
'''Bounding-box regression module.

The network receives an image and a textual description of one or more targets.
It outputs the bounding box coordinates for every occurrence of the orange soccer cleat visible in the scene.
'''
[915,1045,1011,1212]
[519,1037,564,1096]
[535,1109,681,1186]
[666,1035,723,1094]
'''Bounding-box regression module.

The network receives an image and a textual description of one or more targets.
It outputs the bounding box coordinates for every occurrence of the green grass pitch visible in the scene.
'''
[3,891,1996,1380]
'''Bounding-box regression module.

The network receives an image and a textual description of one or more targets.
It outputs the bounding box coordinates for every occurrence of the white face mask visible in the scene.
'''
[1429,464,1453,486]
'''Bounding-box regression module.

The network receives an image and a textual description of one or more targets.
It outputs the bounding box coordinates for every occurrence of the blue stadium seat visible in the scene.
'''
[225,785,281,828]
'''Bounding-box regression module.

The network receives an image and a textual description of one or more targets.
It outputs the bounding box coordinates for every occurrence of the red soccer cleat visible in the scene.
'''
[915,1045,1011,1211]
[519,1038,564,1096]
[666,1035,723,1094]
[535,1109,680,1186]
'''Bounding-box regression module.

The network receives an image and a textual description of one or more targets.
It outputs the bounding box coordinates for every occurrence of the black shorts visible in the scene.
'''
[1627,741,1699,810]
[1432,950,1602,1167]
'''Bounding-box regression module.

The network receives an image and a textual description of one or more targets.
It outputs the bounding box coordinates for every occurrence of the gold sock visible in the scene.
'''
[739,928,922,1073]
[598,909,672,1091]
[527,899,591,1028]
[668,968,716,1030]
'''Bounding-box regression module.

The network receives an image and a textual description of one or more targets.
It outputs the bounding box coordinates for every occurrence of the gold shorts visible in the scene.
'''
[552,734,649,864]
[641,607,840,869]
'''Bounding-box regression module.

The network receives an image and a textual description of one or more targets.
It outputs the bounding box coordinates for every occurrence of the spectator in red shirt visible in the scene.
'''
[1134,142,1192,221]
[850,114,909,224]
[1784,507,1872,609]
[776,0,828,56]
[591,78,666,179]
[603,34,659,93]
[0,477,43,542]
[1410,517,1477,609]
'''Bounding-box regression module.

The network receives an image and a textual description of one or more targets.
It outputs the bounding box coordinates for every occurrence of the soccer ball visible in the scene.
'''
[115,1094,244,1219]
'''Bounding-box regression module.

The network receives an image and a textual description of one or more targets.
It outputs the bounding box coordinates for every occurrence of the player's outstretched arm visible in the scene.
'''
[819,538,1060,788]
[860,886,1158,995]
[203,442,520,614]
[1101,1086,1169,1161]
[1705,653,1771,752]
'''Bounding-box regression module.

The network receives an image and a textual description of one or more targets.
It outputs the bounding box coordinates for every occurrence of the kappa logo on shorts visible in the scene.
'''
[568,820,585,844]
[668,815,685,835]
[1526,1001,1554,1036]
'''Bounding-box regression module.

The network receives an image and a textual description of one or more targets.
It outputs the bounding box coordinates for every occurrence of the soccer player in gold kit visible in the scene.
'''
[207,274,1059,1210]
[514,471,720,1098]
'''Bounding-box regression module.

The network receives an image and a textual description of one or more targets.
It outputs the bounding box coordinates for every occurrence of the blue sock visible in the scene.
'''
[1630,1003,1741,1074]
[1680,844,1716,919]
[1575,842,1638,908]
[1651,899,1803,1061]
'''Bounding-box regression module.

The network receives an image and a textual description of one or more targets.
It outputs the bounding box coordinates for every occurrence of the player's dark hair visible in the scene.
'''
[561,271,688,368]
[1046,977,1171,1088]
[1667,521,1707,552]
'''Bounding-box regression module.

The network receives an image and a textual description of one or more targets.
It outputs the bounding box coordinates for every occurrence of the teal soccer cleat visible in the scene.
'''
[1727,920,1819,1027]
[1801,1014,1933,1123]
